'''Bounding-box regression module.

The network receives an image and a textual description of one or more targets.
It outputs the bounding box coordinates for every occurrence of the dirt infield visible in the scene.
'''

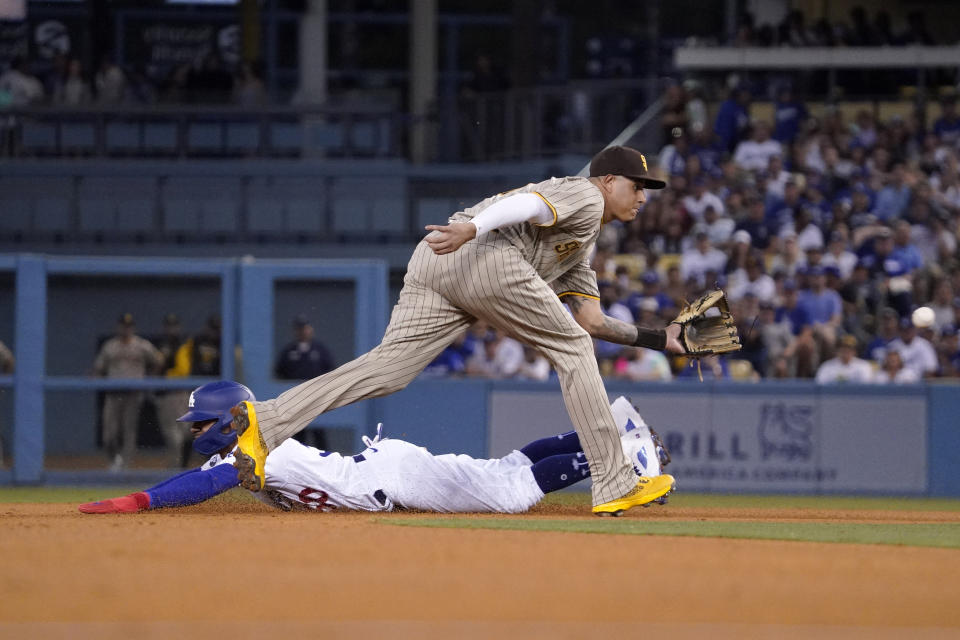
[2,501,959,639]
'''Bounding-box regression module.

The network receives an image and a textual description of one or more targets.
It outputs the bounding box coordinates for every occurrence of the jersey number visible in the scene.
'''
[298,487,336,511]
[554,240,581,262]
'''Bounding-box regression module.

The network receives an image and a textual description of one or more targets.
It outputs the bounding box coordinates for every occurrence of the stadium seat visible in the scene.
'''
[163,177,240,235]
[77,177,156,233]
[349,121,378,153]
[247,197,285,234]
[269,122,303,156]
[143,123,178,155]
[304,120,344,152]
[225,122,261,155]
[60,122,96,154]
[19,120,58,155]
[274,177,326,234]
[0,176,73,234]
[245,177,326,236]
[105,123,140,154]
[331,177,407,235]
[187,123,223,155]
[0,178,33,232]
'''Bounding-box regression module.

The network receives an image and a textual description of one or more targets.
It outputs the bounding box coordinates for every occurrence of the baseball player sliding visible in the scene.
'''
[79,381,671,515]
[231,145,681,515]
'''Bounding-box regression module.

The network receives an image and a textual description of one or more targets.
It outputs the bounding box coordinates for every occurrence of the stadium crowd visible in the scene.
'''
[429,79,960,384]
[725,7,940,49]
[0,52,265,108]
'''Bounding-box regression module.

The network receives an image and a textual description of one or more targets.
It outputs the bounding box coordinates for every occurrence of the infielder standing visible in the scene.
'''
[233,146,681,515]
[78,382,670,514]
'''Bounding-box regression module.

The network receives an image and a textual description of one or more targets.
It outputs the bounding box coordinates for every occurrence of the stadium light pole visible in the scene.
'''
[409,0,437,164]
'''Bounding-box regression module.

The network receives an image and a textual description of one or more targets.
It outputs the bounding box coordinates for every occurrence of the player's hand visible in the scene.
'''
[664,322,684,354]
[78,492,149,514]
[424,222,476,255]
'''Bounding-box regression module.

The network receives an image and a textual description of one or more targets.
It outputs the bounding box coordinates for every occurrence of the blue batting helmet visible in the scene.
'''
[178,380,256,456]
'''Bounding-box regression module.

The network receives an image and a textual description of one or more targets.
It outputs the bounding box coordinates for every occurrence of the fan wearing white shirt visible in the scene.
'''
[681,177,725,223]
[820,230,858,279]
[701,205,735,246]
[815,335,874,384]
[728,254,776,303]
[681,231,728,287]
[763,155,793,200]
[888,319,938,378]
[733,121,783,173]
[872,350,920,384]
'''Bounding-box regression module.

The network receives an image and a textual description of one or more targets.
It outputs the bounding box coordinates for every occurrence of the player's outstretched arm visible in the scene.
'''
[566,295,683,352]
[78,464,241,514]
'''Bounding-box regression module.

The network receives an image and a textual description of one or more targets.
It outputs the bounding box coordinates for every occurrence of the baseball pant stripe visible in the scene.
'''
[435,236,635,505]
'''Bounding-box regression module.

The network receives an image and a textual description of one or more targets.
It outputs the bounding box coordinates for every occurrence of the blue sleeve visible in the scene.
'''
[145,463,241,509]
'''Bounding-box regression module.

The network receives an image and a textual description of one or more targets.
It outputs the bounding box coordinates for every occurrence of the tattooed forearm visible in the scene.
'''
[595,316,641,345]
[565,295,585,315]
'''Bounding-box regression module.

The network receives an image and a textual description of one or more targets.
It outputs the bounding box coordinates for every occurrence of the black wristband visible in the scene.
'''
[632,327,667,350]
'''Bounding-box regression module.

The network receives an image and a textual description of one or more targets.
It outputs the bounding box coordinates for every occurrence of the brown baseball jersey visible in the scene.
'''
[250,176,639,506]
[450,176,603,299]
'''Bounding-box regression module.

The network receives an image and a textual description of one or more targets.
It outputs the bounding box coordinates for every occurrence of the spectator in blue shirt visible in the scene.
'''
[874,163,912,221]
[714,84,751,154]
[797,266,843,327]
[889,219,924,275]
[772,85,808,145]
[625,270,675,321]
[775,279,811,335]
[690,125,724,177]
[933,96,960,147]
[796,265,845,367]
[865,307,902,363]
[735,194,773,250]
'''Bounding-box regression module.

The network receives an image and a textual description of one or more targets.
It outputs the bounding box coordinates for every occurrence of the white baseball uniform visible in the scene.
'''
[204,396,664,514]
[203,439,544,514]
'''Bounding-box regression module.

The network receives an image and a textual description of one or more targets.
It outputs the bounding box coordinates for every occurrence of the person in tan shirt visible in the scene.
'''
[93,313,164,471]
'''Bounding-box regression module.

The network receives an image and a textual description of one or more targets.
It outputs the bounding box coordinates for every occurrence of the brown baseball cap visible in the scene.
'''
[589,145,666,189]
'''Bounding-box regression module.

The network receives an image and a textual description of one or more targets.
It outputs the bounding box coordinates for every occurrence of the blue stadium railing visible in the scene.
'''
[0,254,388,485]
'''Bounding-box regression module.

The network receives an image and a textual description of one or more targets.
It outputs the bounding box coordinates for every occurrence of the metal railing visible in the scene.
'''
[0,104,407,159]
[0,79,660,162]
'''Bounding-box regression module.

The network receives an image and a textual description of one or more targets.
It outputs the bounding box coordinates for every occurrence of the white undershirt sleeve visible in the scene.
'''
[469,193,554,237]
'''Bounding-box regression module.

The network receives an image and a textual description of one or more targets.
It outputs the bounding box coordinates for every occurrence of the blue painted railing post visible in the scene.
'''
[237,261,275,397]
[13,255,46,484]
[354,261,390,354]
[219,261,238,382]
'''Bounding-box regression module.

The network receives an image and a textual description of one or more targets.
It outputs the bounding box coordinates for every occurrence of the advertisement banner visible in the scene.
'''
[122,17,239,81]
[0,15,84,67]
[489,388,927,494]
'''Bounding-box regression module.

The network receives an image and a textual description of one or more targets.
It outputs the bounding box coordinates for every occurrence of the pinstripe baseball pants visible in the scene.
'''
[251,234,637,505]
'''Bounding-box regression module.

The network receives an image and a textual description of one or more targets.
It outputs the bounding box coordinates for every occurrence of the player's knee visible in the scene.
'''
[550,337,599,375]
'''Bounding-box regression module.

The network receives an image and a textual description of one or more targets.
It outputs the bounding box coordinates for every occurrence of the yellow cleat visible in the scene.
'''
[231,401,267,491]
[592,474,676,517]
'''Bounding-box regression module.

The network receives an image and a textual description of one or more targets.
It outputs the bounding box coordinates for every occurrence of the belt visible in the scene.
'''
[351,454,387,507]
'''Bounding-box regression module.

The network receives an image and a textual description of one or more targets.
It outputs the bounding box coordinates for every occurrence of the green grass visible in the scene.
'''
[385,518,960,549]
[541,491,960,512]
[7,487,960,548]
[4,487,960,512]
